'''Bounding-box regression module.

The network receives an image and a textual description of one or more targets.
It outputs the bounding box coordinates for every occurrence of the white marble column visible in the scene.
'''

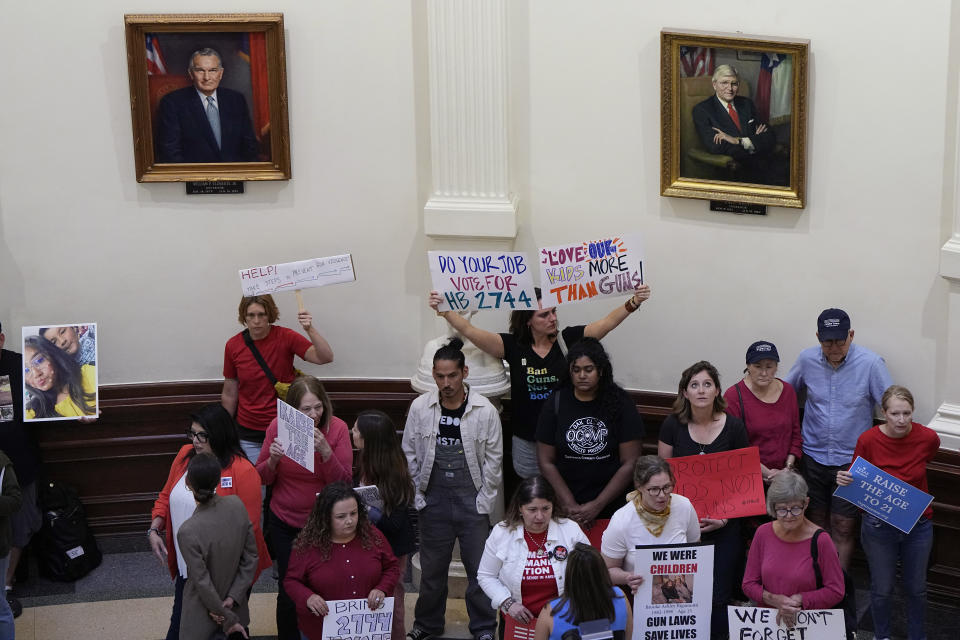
[423,0,518,238]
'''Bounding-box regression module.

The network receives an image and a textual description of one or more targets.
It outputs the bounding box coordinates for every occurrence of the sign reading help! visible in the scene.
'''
[239,255,356,296]
[538,234,644,306]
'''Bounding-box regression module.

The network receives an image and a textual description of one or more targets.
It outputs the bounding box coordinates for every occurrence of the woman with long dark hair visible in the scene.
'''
[23,335,96,419]
[536,338,643,539]
[149,403,270,640]
[285,482,399,640]
[429,284,650,478]
[351,409,415,640]
[534,543,632,640]
[176,453,259,640]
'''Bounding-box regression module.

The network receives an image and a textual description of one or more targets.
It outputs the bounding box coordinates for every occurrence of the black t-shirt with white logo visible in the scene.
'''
[437,400,465,450]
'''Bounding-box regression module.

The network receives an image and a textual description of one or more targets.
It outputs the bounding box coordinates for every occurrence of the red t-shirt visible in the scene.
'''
[852,423,940,519]
[223,326,311,431]
[520,530,558,617]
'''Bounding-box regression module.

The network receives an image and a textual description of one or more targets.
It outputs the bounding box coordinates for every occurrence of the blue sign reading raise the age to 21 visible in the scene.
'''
[833,457,933,533]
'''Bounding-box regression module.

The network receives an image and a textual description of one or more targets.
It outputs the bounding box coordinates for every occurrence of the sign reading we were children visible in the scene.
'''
[632,543,713,640]
[276,399,314,473]
[321,597,394,640]
[239,254,356,296]
[834,457,933,533]
[728,606,847,640]
[428,251,537,312]
[668,448,766,520]
[538,233,643,306]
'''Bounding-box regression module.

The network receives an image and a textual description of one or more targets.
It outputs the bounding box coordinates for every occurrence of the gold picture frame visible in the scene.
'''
[124,13,291,182]
[661,29,809,209]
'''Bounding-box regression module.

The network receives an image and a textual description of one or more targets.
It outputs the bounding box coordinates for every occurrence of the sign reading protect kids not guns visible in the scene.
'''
[538,234,644,306]
[239,255,356,297]
[429,251,537,312]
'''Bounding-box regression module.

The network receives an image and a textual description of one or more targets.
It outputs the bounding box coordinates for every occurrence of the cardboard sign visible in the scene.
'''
[668,448,766,520]
[833,456,933,533]
[428,251,537,312]
[322,597,394,640]
[22,324,98,422]
[633,543,714,640]
[277,399,315,473]
[503,616,537,640]
[728,606,847,640]
[239,254,355,296]
[538,234,643,306]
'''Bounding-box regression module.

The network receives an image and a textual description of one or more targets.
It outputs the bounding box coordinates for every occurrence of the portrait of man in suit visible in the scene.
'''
[157,47,259,164]
[691,64,787,186]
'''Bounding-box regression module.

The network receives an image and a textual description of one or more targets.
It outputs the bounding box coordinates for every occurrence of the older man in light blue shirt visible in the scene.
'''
[784,308,892,568]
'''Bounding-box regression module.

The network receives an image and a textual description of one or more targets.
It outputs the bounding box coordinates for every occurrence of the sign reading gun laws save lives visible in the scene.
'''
[239,255,356,296]
[539,233,644,306]
[429,251,537,312]
[633,543,713,640]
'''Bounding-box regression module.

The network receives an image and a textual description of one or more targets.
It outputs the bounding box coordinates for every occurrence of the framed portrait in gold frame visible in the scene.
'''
[124,13,291,182]
[660,29,809,208]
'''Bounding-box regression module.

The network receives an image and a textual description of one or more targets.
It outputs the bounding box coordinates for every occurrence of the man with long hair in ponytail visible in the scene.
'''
[402,338,503,640]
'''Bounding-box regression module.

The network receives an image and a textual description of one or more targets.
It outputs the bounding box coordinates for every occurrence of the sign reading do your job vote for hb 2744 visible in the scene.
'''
[429,251,537,312]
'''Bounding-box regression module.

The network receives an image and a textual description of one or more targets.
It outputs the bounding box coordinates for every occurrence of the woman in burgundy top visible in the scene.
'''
[285,482,399,640]
[256,376,353,640]
[837,385,939,640]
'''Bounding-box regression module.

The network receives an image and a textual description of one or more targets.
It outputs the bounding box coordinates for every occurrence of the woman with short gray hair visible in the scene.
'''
[742,472,844,628]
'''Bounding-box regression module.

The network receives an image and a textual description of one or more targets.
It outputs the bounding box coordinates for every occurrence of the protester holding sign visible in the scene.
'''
[352,409,416,640]
[836,385,939,640]
[601,455,700,593]
[478,476,588,630]
[149,404,270,640]
[742,472,844,628]
[536,338,644,542]
[723,341,802,483]
[658,361,749,639]
[285,482,398,640]
[534,543,632,640]
[429,283,650,478]
[256,376,352,640]
[23,335,97,419]
[221,294,334,463]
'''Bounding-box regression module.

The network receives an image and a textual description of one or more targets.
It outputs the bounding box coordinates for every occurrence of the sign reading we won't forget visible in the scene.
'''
[728,606,847,640]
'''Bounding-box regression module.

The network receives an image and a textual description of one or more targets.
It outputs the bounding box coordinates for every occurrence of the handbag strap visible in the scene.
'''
[810,528,824,588]
[736,381,747,423]
[241,329,278,385]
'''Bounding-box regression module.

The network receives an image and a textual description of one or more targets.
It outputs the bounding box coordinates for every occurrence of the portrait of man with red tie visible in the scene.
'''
[691,64,786,186]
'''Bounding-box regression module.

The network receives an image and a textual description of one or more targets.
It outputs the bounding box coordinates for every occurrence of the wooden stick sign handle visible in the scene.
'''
[295,289,305,312]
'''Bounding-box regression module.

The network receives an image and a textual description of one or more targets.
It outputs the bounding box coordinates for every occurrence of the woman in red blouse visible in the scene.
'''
[284,482,399,640]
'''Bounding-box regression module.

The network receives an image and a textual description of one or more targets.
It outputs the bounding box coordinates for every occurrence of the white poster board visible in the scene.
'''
[322,597,395,640]
[632,543,713,640]
[728,606,847,640]
[428,251,537,312]
[21,323,98,422]
[277,399,315,473]
[239,254,356,296]
[538,233,644,306]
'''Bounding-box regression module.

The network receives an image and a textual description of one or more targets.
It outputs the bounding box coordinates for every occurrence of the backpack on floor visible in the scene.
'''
[35,481,102,582]
[811,529,858,640]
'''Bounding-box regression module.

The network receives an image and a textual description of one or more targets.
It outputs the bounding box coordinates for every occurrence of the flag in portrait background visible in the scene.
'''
[679,47,715,77]
[145,34,167,75]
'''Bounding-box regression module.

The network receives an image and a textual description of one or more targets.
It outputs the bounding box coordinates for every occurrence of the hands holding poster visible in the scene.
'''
[667,448,766,520]
[834,456,933,533]
[539,234,644,306]
[277,399,315,472]
[428,251,537,312]
[729,606,846,640]
[632,543,713,640]
[240,254,355,296]
[321,597,394,640]
[22,324,98,421]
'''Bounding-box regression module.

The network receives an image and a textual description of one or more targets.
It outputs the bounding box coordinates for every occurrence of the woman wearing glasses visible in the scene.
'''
[742,472,844,628]
[478,475,589,629]
[601,456,700,593]
[149,403,271,640]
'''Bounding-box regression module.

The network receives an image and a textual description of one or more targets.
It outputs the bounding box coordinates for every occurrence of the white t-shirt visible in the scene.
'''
[600,493,701,574]
[169,473,197,578]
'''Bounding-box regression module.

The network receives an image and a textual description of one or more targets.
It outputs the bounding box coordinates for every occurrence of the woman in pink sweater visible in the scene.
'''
[742,472,844,628]
[256,376,353,640]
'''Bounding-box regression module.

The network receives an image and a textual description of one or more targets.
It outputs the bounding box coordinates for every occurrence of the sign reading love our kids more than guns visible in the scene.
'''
[321,597,395,640]
[667,448,766,520]
[538,234,644,306]
[833,457,933,533]
[429,251,537,312]
[239,255,356,296]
